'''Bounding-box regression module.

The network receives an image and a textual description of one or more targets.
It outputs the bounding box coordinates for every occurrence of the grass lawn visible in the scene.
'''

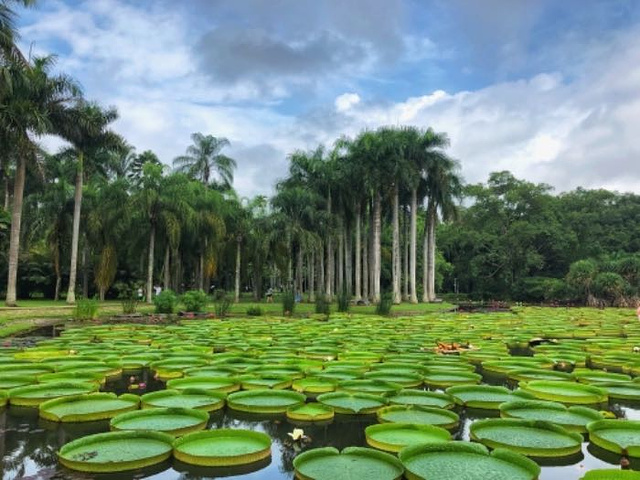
[0,297,455,338]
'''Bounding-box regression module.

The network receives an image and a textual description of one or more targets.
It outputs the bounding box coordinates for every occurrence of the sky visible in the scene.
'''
[17,0,640,197]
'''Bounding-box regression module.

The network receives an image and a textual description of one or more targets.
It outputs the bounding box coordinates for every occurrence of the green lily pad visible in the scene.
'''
[519,380,608,404]
[166,376,240,394]
[364,371,423,387]
[388,390,455,409]
[38,372,105,385]
[422,370,482,389]
[507,368,574,383]
[470,418,583,457]
[293,446,404,480]
[573,369,631,384]
[286,402,334,422]
[9,382,98,407]
[377,405,459,429]
[580,470,640,480]
[317,392,387,414]
[239,374,292,390]
[141,388,225,412]
[596,382,640,401]
[110,407,208,436]
[0,390,7,408]
[587,420,640,457]
[365,423,450,453]
[338,379,404,396]
[0,374,37,389]
[173,429,272,466]
[227,389,306,413]
[500,400,604,433]
[292,376,337,394]
[446,385,532,410]
[399,441,540,480]
[58,430,174,472]
[40,393,139,422]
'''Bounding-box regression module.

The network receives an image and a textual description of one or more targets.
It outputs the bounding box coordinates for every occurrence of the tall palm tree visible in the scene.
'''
[423,150,462,302]
[173,133,236,188]
[57,101,121,304]
[0,0,36,64]
[1,56,80,306]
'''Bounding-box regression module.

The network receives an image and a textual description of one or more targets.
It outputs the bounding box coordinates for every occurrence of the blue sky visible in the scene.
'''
[17,0,640,196]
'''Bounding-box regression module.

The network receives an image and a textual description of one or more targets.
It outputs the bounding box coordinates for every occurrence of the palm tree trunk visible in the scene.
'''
[66,152,84,304]
[234,238,241,303]
[403,209,409,301]
[309,251,315,302]
[410,188,418,303]
[54,275,62,301]
[373,191,382,303]
[338,228,344,294]
[146,224,155,304]
[354,203,362,301]
[426,204,437,302]
[363,211,369,301]
[345,225,352,296]
[82,240,89,297]
[163,246,170,290]
[198,253,204,290]
[3,175,9,211]
[318,240,325,295]
[296,245,303,297]
[325,237,333,299]
[5,155,26,306]
[392,185,401,304]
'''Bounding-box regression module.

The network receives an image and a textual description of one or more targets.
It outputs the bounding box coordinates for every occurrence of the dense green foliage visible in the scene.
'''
[181,290,208,312]
[153,290,177,314]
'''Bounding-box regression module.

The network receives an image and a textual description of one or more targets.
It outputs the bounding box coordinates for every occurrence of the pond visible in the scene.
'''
[1,308,639,479]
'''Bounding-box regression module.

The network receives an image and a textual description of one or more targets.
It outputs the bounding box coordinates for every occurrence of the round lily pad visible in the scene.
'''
[587,420,640,457]
[293,446,404,480]
[292,377,337,394]
[507,368,573,383]
[377,405,459,429]
[173,429,272,466]
[38,371,105,385]
[39,393,140,422]
[227,389,306,413]
[519,380,608,404]
[596,382,640,401]
[0,374,37,389]
[446,385,532,410]
[166,376,240,394]
[388,390,455,409]
[364,371,423,387]
[9,382,98,407]
[110,407,208,436]
[573,369,631,384]
[286,402,334,422]
[500,400,604,433]
[141,388,226,412]
[470,418,583,457]
[240,374,292,390]
[399,441,540,480]
[317,392,387,414]
[338,379,404,396]
[580,470,640,480]
[423,370,482,389]
[58,430,174,472]
[365,423,451,453]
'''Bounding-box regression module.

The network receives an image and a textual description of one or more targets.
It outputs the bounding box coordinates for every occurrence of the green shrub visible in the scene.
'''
[118,288,139,314]
[73,297,100,321]
[153,289,178,314]
[336,289,350,313]
[315,294,331,315]
[282,289,296,316]
[213,290,232,318]
[375,292,393,316]
[246,305,264,316]
[182,289,209,312]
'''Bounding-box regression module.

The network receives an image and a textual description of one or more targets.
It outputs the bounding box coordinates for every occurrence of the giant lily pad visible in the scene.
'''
[293,446,404,480]
[500,400,604,433]
[110,407,208,436]
[388,390,455,409]
[587,420,640,457]
[377,405,459,429]
[317,392,387,414]
[338,379,404,396]
[596,382,640,401]
[470,418,583,457]
[227,389,305,413]
[399,441,540,480]
[446,385,532,410]
[58,430,174,472]
[286,402,334,422]
[166,376,240,394]
[518,380,608,405]
[365,423,450,453]
[0,390,7,407]
[9,382,98,407]
[141,388,225,412]
[0,374,37,389]
[422,370,482,389]
[173,429,272,467]
[580,470,640,480]
[40,393,139,422]
[292,377,337,394]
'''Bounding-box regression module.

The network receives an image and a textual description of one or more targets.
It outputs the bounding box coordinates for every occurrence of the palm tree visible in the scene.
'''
[0,0,36,64]
[1,56,80,306]
[57,101,121,304]
[173,133,236,188]
[423,149,462,302]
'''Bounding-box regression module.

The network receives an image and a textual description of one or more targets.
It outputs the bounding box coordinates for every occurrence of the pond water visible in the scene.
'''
[2,366,636,480]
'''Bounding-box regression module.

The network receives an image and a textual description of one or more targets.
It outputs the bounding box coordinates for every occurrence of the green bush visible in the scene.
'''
[315,294,331,315]
[282,289,296,316]
[73,297,100,321]
[375,292,393,316]
[213,290,232,318]
[118,288,139,314]
[336,289,350,313]
[153,289,178,314]
[246,305,264,316]
[182,289,209,312]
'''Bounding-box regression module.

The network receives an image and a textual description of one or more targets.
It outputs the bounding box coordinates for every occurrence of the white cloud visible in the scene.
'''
[334,93,361,112]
